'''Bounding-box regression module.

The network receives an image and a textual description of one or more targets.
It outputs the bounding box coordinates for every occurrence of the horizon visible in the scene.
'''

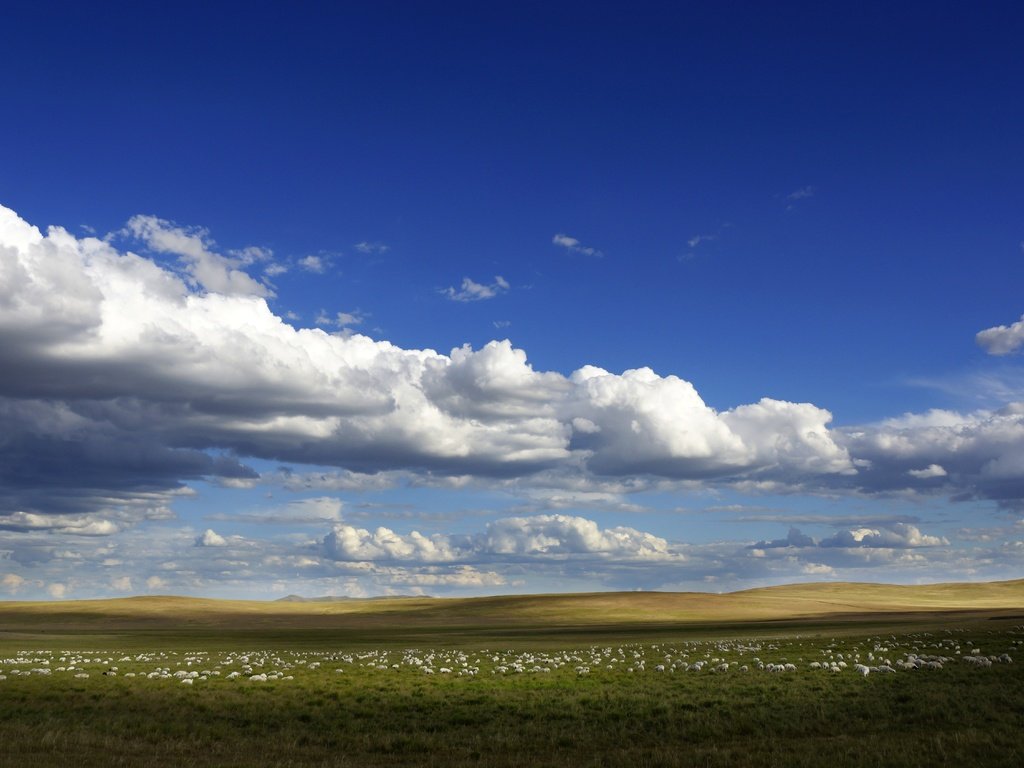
[3,3,1024,601]
[5,574,1024,606]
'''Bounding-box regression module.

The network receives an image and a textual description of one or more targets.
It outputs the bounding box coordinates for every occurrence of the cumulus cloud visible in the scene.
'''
[908,464,947,479]
[316,309,366,328]
[47,582,67,598]
[145,575,167,591]
[552,233,602,257]
[819,523,949,549]
[753,527,817,549]
[786,186,815,201]
[196,529,228,547]
[324,525,460,562]
[0,513,119,536]
[1,572,25,593]
[568,366,853,479]
[977,315,1024,355]
[753,523,948,551]
[687,234,716,249]
[354,241,389,255]
[7,202,1024,532]
[298,255,326,273]
[801,562,835,576]
[125,215,271,297]
[208,497,345,526]
[441,275,510,302]
[322,514,678,565]
[836,404,1024,503]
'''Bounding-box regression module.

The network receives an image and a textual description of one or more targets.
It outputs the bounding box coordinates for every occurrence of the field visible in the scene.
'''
[1,581,1023,767]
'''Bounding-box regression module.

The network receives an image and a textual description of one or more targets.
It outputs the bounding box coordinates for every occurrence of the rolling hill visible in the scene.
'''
[1,578,1022,640]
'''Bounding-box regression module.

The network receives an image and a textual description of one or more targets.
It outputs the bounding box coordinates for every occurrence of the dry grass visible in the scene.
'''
[1,579,1022,642]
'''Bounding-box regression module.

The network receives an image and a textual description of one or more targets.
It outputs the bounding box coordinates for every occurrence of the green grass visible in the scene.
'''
[1,582,1023,766]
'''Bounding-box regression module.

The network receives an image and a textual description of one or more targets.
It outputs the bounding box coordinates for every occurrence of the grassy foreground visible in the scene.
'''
[1,580,1023,767]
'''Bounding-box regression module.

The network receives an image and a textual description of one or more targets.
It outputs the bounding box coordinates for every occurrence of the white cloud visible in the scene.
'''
[8,203,1024,527]
[209,497,344,525]
[483,514,674,559]
[334,310,365,328]
[687,234,716,248]
[441,276,509,302]
[324,525,460,562]
[753,523,949,551]
[1,573,25,593]
[47,582,67,598]
[322,513,678,565]
[786,185,816,201]
[908,463,947,479]
[977,315,1024,355]
[125,215,271,297]
[298,255,326,273]
[354,241,389,254]
[819,523,948,548]
[552,233,602,257]
[111,575,132,591]
[836,404,1024,501]
[196,529,228,547]
[801,562,835,576]
[145,575,167,591]
[0,512,119,536]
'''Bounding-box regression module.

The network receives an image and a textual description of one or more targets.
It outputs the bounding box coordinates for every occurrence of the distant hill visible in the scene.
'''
[276,594,430,602]
[1,579,1022,640]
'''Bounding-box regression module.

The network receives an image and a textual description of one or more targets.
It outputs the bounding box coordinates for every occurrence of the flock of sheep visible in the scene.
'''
[0,627,1018,686]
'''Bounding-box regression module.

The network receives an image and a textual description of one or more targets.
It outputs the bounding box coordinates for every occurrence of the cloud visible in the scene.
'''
[753,522,948,550]
[1,573,25,593]
[8,203,1024,527]
[0,512,120,536]
[753,527,817,549]
[976,315,1024,355]
[568,366,853,479]
[818,523,948,548]
[316,309,366,328]
[125,215,271,297]
[908,463,947,479]
[835,404,1024,503]
[441,276,509,302]
[324,525,460,562]
[145,575,167,591]
[801,562,835,576]
[354,241,389,255]
[298,255,326,274]
[687,234,716,248]
[195,529,228,547]
[786,186,816,201]
[334,310,365,327]
[552,233,602,257]
[322,513,678,565]
[483,514,674,559]
[47,582,67,598]
[208,497,345,525]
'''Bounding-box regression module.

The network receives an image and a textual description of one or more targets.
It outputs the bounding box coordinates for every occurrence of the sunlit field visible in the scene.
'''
[2,581,1023,767]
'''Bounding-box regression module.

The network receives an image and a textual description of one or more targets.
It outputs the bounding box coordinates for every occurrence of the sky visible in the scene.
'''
[2,1,1024,600]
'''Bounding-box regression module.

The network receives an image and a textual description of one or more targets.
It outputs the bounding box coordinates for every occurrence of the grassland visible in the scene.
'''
[1,580,1023,767]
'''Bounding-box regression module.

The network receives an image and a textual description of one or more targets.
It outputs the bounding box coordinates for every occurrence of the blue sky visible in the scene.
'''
[2,2,1024,599]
